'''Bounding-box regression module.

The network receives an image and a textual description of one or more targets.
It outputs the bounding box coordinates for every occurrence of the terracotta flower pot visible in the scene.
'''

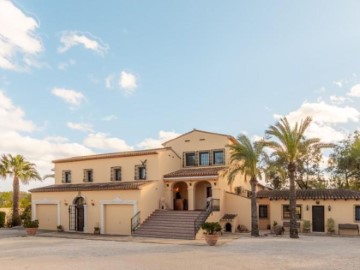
[26,228,38,236]
[204,234,219,246]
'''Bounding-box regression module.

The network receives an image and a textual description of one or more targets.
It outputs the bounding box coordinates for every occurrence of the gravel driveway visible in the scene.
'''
[0,233,359,270]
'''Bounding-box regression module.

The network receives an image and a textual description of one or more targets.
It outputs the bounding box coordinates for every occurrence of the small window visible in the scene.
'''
[259,205,268,218]
[62,170,71,183]
[139,167,146,180]
[199,152,210,166]
[213,150,224,165]
[355,206,360,221]
[282,205,302,220]
[83,169,93,182]
[185,152,196,166]
[111,167,121,181]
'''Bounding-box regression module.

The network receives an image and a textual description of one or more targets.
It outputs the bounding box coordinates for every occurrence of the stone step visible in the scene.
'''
[133,209,206,240]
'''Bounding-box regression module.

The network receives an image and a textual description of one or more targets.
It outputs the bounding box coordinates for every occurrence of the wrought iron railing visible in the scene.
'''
[193,198,220,239]
[131,211,141,233]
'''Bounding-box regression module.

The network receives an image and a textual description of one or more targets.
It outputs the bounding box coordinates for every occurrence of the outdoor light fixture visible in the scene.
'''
[328,205,331,211]
[306,205,309,211]
[64,200,68,206]
[91,200,95,206]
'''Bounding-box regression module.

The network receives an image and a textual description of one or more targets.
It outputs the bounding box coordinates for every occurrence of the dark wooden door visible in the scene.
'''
[76,206,84,232]
[312,206,324,232]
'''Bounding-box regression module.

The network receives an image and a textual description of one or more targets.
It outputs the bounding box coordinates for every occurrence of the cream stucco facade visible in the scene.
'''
[30,129,360,237]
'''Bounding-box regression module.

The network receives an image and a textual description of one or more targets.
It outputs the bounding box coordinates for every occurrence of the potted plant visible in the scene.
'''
[57,225,64,232]
[327,218,335,234]
[94,226,100,235]
[201,222,222,246]
[302,220,311,233]
[23,219,39,236]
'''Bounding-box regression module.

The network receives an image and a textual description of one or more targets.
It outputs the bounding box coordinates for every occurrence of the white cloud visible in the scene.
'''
[58,31,108,54]
[347,84,360,97]
[283,101,359,124]
[0,91,94,191]
[0,0,43,70]
[0,90,35,132]
[137,131,180,149]
[67,122,94,133]
[274,101,359,143]
[58,59,75,70]
[304,122,346,143]
[119,71,138,95]
[330,95,346,105]
[105,74,114,89]
[84,133,133,151]
[333,80,343,88]
[52,87,86,106]
[102,115,117,121]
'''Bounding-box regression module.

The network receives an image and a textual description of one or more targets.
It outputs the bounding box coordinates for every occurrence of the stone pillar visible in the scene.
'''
[188,183,194,210]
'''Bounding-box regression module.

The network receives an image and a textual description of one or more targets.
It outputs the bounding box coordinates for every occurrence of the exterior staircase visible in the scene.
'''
[132,210,209,240]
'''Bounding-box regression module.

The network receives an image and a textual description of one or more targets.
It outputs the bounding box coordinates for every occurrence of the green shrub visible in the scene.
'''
[201,222,222,235]
[0,211,5,227]
[302,220,311,233]
[23,219,39,228]
[327,218,335,233]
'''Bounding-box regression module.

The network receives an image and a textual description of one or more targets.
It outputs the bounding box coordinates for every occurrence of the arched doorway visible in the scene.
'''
[194,181,212,210]
[69,197,85,231]
[173,182,188,210]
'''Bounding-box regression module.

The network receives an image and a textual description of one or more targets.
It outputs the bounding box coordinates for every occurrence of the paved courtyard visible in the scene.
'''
[0,229,359,270]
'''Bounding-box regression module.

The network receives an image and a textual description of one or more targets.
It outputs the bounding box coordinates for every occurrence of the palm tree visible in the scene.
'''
[264,116,320,238]
[224,134,264,237]
[0,154,41,226]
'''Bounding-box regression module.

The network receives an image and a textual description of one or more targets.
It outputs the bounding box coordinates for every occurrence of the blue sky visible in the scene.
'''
[1,0,360,191]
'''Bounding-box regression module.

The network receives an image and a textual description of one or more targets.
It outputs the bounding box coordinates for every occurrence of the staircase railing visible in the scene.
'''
[131,211,141,234]
[193,198,220,239]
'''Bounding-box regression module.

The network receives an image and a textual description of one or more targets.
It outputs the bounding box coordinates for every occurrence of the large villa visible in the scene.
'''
[30,129,360,239]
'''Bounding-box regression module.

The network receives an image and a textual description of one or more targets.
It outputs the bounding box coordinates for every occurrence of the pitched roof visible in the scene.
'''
[164,166,226,178]
[29,181,152,193]
[257,189,360,200]
[53,148,172,163]
[162,129,237,146]
[221,214,237,220]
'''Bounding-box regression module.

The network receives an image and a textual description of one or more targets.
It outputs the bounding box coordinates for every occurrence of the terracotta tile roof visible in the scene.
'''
[221,214,237,220]
[29,181,153,193]
[257,189,360,200]
[53,148,175,163]
[163,166,226,178]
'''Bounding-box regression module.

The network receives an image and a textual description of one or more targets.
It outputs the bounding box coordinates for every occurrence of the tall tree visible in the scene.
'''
[224,135,264,237]
[328,131,360,190]
[0,154,41,226]
[264,117,321,238]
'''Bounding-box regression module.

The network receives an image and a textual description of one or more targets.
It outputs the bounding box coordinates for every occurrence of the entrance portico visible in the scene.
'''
[163,166,225,211]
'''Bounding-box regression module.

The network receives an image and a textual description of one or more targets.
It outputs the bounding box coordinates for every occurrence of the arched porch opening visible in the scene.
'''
[194,181,212,210]
[70,196,85,231]
[173,182,188,210]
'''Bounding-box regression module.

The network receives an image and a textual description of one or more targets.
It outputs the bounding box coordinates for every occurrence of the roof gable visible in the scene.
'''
[162,129,237,146]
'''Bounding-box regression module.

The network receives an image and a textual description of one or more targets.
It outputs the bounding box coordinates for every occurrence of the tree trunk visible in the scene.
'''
[12,176,21,226]
[250,177,259,237]
[288,162,299,238]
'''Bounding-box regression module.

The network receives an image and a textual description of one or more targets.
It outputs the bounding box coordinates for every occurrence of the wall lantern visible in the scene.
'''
[328,205,331,211]
[306,205,309,211]
[64,200,68,206]
[91,199,95,206]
